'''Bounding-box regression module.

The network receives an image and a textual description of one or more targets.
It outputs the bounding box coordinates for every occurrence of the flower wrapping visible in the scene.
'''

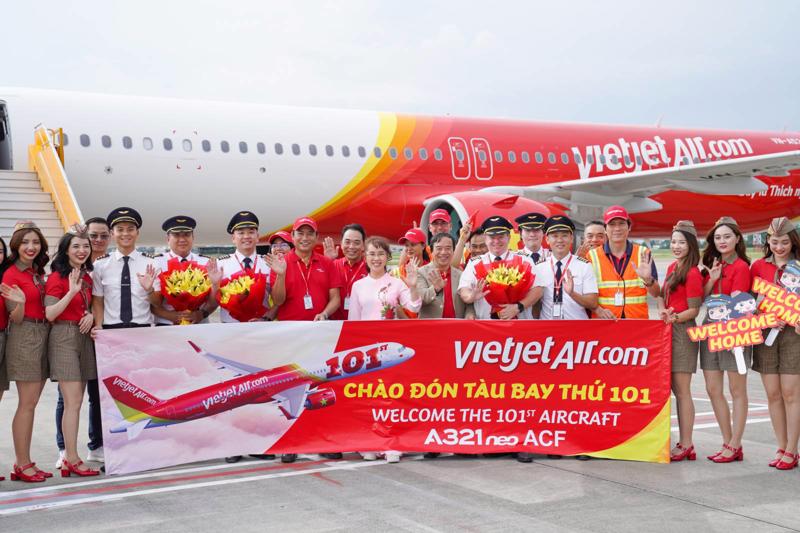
[474,256,534,314]
[158,258,212,324]
[217,269,268,322]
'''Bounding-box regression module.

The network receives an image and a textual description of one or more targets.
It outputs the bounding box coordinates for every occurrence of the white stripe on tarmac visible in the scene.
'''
[671,406,768,419]
[0,458,288,498]
[0,459,402,516]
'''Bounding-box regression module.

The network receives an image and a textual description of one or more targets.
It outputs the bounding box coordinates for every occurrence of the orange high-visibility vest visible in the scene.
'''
[588,243,650,319]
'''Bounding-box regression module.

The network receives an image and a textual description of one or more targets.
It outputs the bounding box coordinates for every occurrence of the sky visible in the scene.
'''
[2,1,799,131]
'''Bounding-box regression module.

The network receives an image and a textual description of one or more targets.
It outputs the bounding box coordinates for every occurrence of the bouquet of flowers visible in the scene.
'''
[474,257,534,315]
[217,269,268,322]
[159,258,212,325]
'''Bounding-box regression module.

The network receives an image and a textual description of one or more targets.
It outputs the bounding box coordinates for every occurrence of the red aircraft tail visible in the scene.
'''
[103,375,162,415]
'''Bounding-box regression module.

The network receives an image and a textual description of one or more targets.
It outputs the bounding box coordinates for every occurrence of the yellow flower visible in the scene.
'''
[165,265,212,297]
[485,264,524,286]
[219,276,255,304]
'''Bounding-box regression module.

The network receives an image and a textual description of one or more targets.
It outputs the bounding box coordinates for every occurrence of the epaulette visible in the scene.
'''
[94,253,110,261]
[143,252,162,259]
[217,254,230,260]
[198,254,211,259]
[535,256,547,265]
[576,256,590,263]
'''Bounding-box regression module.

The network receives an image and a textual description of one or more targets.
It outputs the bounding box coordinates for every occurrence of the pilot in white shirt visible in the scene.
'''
[514,212,552,263]
[152,215,216,325]
[92,207,158,328]
[531,215,599,320]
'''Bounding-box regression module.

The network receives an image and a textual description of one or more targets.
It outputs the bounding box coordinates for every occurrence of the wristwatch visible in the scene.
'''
[516,302,525,313]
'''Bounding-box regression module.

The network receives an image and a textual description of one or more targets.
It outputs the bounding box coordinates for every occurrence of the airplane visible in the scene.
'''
[103,339,415,440]
[1,87,799,246]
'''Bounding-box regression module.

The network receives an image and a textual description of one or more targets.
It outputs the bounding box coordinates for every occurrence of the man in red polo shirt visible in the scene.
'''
[324,223,367,321]
[271,216,342,322]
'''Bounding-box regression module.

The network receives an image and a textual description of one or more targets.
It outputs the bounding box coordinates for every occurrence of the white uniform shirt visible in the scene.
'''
[216,250,271,323]
[533,252,598,320]
[153,251,211,325]
[517,246,551,263]
[458,250,535,319]
[92,249,156,325]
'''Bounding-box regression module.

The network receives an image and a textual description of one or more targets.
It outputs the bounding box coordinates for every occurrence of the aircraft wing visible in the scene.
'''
[481,150,800,218]
[273,383,310,420]
[187,341,264,376]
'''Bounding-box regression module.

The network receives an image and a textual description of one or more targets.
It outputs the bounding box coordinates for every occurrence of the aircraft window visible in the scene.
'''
[548,152,556,164]
[143,137,153,150]
[309,144,318,156]
[202,140,211,152]
[624,155,631,166]
[521,151,530,163]
[257,142,266,154]
[275,143,284,155]
[682,157,689,165]
[494,150,503,162]
[434,148,442,160]
[163,138,173,151]
[561,153,569,165]
[587,154,594,164]
[325,145,334,157]
[535,152,543,164]
[403,147,412,160]
[342,145,351,157]
[292,143,301,155]
[389,147,398,159]
[63,133,69,146]
[455,149,464,162]
[635,155,642,165]
[609,155,618,165]
[419,148,428,160]
[476,150,487,162]
[692,157,700,164]
[508,151,516,163]
[374,147,382,158]
[122,136,133,149]
[80,134,90,147]
[220,141,230,153]
[599,155,606,164]
[101,135,112,148]
[358,146,367,158]
[573,152,582,164]
[239,141,248,154]
[183,139,193,152]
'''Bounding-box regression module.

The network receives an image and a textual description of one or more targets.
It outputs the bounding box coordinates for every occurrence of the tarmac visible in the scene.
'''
[1,256,799,532]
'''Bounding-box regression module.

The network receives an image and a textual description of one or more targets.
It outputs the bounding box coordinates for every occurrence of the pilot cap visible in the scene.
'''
[107,207,142,229]
[480,216,514,236]
[544,215,575,234]
[515,212,547,230]
[227,211,259,234]
[162,215,196,233]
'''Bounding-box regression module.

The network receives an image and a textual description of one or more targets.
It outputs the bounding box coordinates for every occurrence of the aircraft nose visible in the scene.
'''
[399,346,415,358]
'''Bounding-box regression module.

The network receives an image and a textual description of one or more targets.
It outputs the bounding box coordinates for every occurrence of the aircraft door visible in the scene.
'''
[470,138,493,180]
[0,103,12,170]
[447,137,471,180]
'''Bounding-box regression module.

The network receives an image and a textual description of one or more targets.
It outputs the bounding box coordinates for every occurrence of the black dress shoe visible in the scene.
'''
[576,455,591,461]
[281,453,297,463]
[423,452,440,459]
[547,454,563,459]
[320,453,343,460]
[517,452,534,463]
[225,456,243,463]
[249,454,276,460]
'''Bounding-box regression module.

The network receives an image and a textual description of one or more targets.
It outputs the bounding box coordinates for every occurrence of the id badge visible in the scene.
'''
[553,302,563,318]
[614,291,624,306]
[343,297,350,310]
[303,294,314,310]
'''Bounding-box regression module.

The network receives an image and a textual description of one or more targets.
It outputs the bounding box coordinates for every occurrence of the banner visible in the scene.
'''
[95,320,672,475]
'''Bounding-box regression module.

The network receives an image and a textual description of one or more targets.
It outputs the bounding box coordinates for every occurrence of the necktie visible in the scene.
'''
[243,257,252,270]
[554,260,563,302]
[121,256,132,324]
[180,257,188,263]
[532,252,540,263]
[494,256,503,262]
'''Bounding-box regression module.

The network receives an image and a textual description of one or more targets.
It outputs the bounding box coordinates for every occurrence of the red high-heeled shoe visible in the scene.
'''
[769,448,786,467]
[670,443,696,462]
[10,463,46,483]
[711,443,743,463]
[61,459,100,477]
[776,451,799,471]
[32,463,53,478]
[706,446,724,461]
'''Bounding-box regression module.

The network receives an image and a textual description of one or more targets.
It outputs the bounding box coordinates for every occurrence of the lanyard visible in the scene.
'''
[550,255,574,300]
[342,260,365,295]
[297,256,315,296]
[235,253,259,274]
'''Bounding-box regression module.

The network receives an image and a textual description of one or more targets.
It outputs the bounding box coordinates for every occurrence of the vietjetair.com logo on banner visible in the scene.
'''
[94,320,672,475]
